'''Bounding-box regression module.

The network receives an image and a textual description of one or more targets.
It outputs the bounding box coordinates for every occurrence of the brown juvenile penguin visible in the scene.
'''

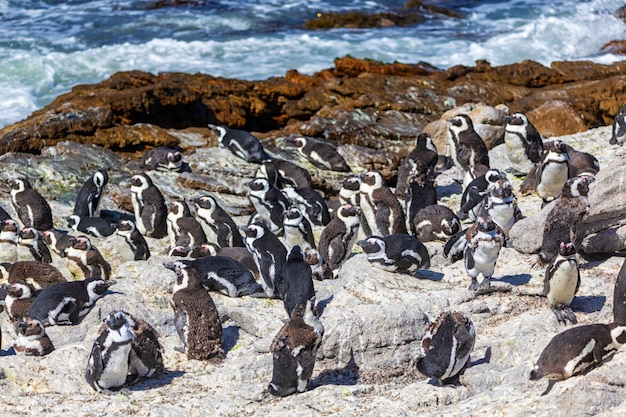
[13,318,55,356]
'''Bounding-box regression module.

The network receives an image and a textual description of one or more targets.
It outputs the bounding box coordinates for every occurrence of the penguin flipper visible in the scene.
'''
[375,204,391,236]
[86,342,105,391]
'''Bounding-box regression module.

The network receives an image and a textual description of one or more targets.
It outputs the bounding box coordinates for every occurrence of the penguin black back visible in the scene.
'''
[74,169,108,218]
[282,246,316,318]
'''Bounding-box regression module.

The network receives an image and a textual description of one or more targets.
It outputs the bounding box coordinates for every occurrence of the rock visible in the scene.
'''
[599,40,626,55]
[527,100,588,137]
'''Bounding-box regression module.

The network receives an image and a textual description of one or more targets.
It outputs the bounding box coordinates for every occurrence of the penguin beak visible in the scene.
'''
[162,262,176,271]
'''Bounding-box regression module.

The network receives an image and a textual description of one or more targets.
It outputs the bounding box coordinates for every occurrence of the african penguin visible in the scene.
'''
[115,219,151,261]
[357,233,430,275]
[445,114,490,183]
[286,136,351,172]
[536,140,570,206]
[416,311,476,385]
[615,257,626,324]
[241,222,287,298]
[543,241,580,325]
[282,246,316,318]
[192,195,245,248]
[457,168,506,221]
[216,246,260,280]
[66,214,116,238]
[74,169,109,218]
[256,158,313,189]
[129,172,168,239]
[208,123,267,163]
[6,260,67,289]
[181,255,262,297]
[140,146,184,172]
[359,170,407,236]
[17,227,52,263]
[317,204,361,275]
[126,313,165,380]
[610,103,626,146]
[9,177,54,231]
[530,323,626,395]
[481,177,523,238]
[282,186,331,227]
[3,281,38,321]
[164,260,224,361]
[41,228,74,258]
[338,175,361,207]
[282,206,316,252]
[304,248,333,281]
[245,177,290,233]
[0,204,11,222]
[65,236,112,281]
[13,318,55,356]
[395,132,439,199]
[268,297,324,397]
[403,159,437,234]
[412,205,461,242]
[464,213,505,291]
[166,200,208,249]
[503,112,544,175]
[0,219,20,263]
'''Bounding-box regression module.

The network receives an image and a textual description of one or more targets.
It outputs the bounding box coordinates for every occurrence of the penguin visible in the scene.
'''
[416,311,476,385]
[403,159,437,234]
[166,200,207,249]
[357,233,430,275]
[85,310,135,392]
[182,255,262,297]
[241,222,288,298]
[268,297,324,397]
[614,257,626,324]
[126,313,165,380]
[29,277,116,326]
[503,112,544,175]
[164,260,224,361]
[17,227,52,263]
[65,236,112,281]
[13,318,55,356]
[286,136,351,172]
[610,103,626,146]
[412,205,462,242]
[0,219,20,263]
[564,144,600,179]
[9,177,54,231]
[192,195,245,248]
[140,146,184,172]
[115,219,151,261]
[543,241,580,325]
[481,177,523,238]
[536,140,570,206]
[445,114,490,182]
[464,212,505,291]
[66,214,117,238]
[282,186,331,226]
[538,176,595,265]
[129,172,168,239]
[530,322,626,395]
[282,246,316,318]
[3,281,38,321]
[338,175,361,207]
[208,123,267,163]
[457,169,506,221]
[443,227,469,263]
[41,228,74,258]
[0,204,11,222]
[188,243,220,258]
[282,206,316,252]
[245,177,290,233]
[395,132,439,199]
[318,204,361,275]
[256,158,313,189]
[74,169,109,218]
[216,246,260,280]
[6,260,66,288]
[304,248,333,281]
[359,170,407,236]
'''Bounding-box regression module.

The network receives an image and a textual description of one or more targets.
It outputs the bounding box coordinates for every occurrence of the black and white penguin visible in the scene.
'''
[281,246,316,318]
[29,277,116,325]
[85,310,135,392]
[338,175,361,207]
[359,170,407,236]
[395,132,439,199]
[445,114,490,182]
[115,219,151,261]
[74,169,109,218]
[610,103,626,146]
[9,177,54,231]
[216,246,260,279]
[166,200,207,249]
[164,260,224,361]
[65,235,112,281]
[140,146,184,172]
[241,222,288,298]
[464,213,505,291]
[268,297,324,397]
[3,281,38,321]
[412,205,461,243]
[0,219,20,263]
[304,248,333,281]
[457,168,506,221]
[66,214,117,238]
[192,195,245,248]
[245,177,290,233]
[286,136,351,172]
[13,318,55,356]
[209,123,267,164]
[536,140,570,206]
[182,255,262,297]
[256,158,313,189]
[538,176,594,265]
[503,112,544,175]
[403,160,437,234]
[481,177,523,238]
[416,311,476,385]
[129,172,168,239]
[282,206,316,252]
[357,233,430,275]
[318,204,361,275]
[282,186,331,227]
[41,228,74,258]
[530,322,626,395]
[0,204,12,222]
[543,241,580,325]
[17,227,52,263]
[614,257,626,324]
[126,313,165,380]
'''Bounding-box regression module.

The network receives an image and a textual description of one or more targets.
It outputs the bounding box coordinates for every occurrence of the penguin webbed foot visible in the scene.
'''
[468,278,479,291]
[174,346,186,354]
[553,306,577,325]
[479,277,491,291]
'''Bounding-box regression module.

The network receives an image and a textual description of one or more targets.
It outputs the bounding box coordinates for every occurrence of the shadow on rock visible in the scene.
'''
[129,369,186,392]
[223,325,240,353]
[572,295,606,314]
[310,350,359,389]
[498,273,532,286]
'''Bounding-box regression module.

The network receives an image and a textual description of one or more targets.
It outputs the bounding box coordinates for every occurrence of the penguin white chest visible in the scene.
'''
[547,260,578,306]
[504,130,534,174]
[537,162,568,200]
[99,343,132,389]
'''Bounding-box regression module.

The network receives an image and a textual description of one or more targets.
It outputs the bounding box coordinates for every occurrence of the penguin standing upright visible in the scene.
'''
[129,173,168,239]
[457,168,506,221]
[18,227,52,263]
[0,219,20,263]
[9,177,53,231]
[395,132,439,199]
[140,146,184,172]
[282,207,316,252]
[115,219,151,261]
[543,241,580,324]
[192,195,245,248]
[208,124,267,163]
[126,313,165,380]
[245,177,290,233]
[614,257,626,324]
[74,169,109,218]
[463,213,505,291]
[445,114,490,183]
[286,136,351,172]
[481,177,523,238]
[503,112,544,175]
[318,204,361,275]
[536,140,570,206]
[268,297,324,397]
[610,103,626,146]
[404,159,437,234]
[166,200,207,250]
[241,223,288,298]
[65,236,111,281]
[164,260,224,361]
[359,170,407,236]
[357,234,430,275]
[281,246,316,318]
[13,318,55,356]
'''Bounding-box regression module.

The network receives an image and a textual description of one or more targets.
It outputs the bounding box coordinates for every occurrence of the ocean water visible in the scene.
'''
[0,0,625,129]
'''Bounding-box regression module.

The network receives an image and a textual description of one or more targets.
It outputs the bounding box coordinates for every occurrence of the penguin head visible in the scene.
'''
[0,219,20,234]
[256,160,282,188]
[337,204,361,221]
[239,223,266,240]
[163,260,200,292]
[488,179,513,199]
[441,217,461,236]
[609,323,626,348]
[562,175,595,198]
[9,177,30,192]
[15,318,46,337]
[287,136,306,149]
[282,207,303,224]
[193,195,217,211]
[70,235,92,251]
[189,243,218,258]
[207,124,227,142]
[115,220,136,234]
[476,213,498,233]
[66,215,81,230]
[245,178,271,193]
[18,227,38,241]
[167,150,182,164]
[416,132,437,153]
[341,175,362,191]
[168,245,191,257]
[360,171,384,189]
[168,200,190,217]
[86,278,116,298]
[356,236,385,256]
[504,112,528,127]
[548,140,568,155]
[6,282,34,299]
[93,170,109,189]
[446,114,474,134]
[103,310,131,331]
[130,173,153,190]
[484,168,506,185]
[558,241,576,257]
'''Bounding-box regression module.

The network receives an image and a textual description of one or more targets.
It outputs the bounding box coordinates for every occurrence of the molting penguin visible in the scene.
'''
[129,172,168,239]
[241,222,287,298]
[412,205,461,243]
[610,103,626,146]
[282,206,316,252]
[6,260,67,288]
[286,136,351,172]
[281,246,316,318]
[166,200,208,249]
[417,311,476,385]
[141,146,184,172]
[503,112,544,175]
[14,318,55,356]
[18,227,52,263]
[359,170,407,236]
[536,140,570,206]
[282,186,331,227]
[268,297,324,397]
[318,204,361,275]
[445,114,490,183]
[543,241,580,325]
[164,260,224,361]
[481,177,523,238]
[9,177,53,231]
[245,177,290,233]
[182,255,262,298]
[464,213,505,291]
[126,313,165,380]
[0,219,20,263]
[403,160,437,234]
[209,123,267,163]
[4,281,38,321]
[66,214,116,238]
[115,219,151,261]
[65,235,112,281]
[357,233,430,275]
[395,132,439,199]
[192,195,245,248]
[29,277,116,325]
[74,169,108,218]
[530,322,626,395]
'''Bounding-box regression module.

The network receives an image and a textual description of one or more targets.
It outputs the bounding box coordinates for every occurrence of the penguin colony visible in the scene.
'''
[0,107,623,403]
